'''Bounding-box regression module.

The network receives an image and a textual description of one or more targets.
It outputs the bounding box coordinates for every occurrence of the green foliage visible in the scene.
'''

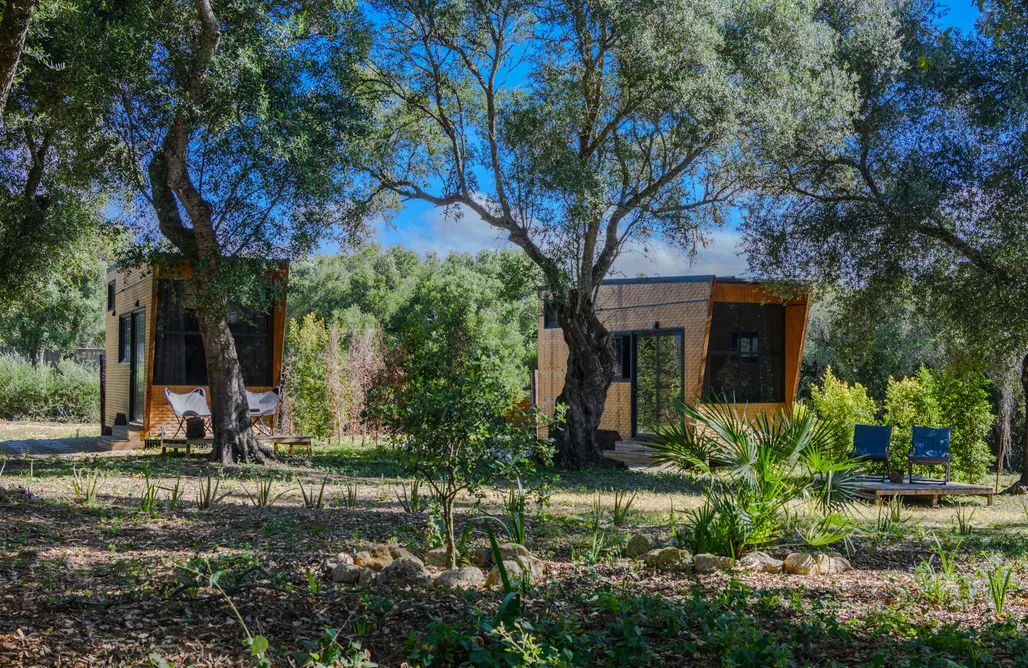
[882,366,993,483]
[650,400,859,557]
[809,366,879,450]
[242,477,290,508]
[71,467,104,506]
[931,367,995,484]
[366,266,554,568]
[883,369,942,473]
[196,473,229,511]
[285,314,332,439]
[298,477,330,510]
[984,561,1014,618]
[0,356,99,421]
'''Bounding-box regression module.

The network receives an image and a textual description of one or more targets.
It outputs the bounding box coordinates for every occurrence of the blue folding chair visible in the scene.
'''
[850,424,892,480]
[910,426,951,484]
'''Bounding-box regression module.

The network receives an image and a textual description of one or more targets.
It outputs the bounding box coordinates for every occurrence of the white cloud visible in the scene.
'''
[611,230,748,278]
[376,204,748,278]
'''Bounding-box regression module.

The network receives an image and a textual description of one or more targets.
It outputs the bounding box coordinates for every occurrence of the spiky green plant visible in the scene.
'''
[71,467,105,506]
[196,473,230,510]
[396,478,427,513]
[610,488,637,527]
[298,476,329,509]
[648,399,859,557]
[242,476,290,507]
[985,561,1014,617]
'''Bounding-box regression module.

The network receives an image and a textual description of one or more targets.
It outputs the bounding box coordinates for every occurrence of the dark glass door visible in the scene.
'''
[129,310,145,423]
[632,331,684,437]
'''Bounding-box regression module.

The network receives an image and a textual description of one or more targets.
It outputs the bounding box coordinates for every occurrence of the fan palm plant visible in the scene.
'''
[648,399,861,557]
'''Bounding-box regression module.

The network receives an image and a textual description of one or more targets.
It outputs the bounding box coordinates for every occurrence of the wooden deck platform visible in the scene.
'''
[856,477,994,506]
[144,435,313,456]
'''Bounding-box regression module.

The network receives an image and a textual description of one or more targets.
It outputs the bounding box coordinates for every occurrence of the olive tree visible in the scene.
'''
[360,0,860,467]
[743,0,1028,488]
[91,0,370,462]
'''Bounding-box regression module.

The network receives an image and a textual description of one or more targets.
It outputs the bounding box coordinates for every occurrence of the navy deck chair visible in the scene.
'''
[850,424,892,480]
[910,426,951,484]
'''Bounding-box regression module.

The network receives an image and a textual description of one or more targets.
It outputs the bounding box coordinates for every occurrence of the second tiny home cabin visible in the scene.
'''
[536,276,810,464]
[101,261,287,449]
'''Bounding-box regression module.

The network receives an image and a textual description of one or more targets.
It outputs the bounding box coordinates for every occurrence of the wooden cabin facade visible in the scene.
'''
[536,276,810,456]
[100,262,288,449]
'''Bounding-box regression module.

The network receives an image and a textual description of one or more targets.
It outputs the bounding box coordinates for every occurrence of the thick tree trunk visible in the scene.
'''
[443,494,457,570]
[0,0,35,117]
[551,298,621,469]
[194,290,273,464]
[1002,352,1028,494]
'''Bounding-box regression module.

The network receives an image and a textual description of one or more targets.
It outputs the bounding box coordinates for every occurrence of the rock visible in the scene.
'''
[784,553,817,575]
[322,551,355,577]
[738,552,784,574]
[497,543,532,560]
[815,553,852,574]
[663,536,683,548]
[625,534,653,559]
[331,563,363,584]
[357,567,376,588]
[643,548,693,573]
[486,556,544,588]
[354,545,394,571]
[784,552,852,576]
[434,567,485,590]
[377,557,432,587]
[469,547,491,568]
[389,547,424,567]
[693,554,736,573]
[426,547,453,567]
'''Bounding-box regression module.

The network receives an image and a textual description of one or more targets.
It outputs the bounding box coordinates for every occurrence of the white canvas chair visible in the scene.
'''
[164,388,212,437]
[246,387,280,435]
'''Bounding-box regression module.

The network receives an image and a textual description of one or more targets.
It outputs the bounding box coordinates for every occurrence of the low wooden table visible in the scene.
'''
[145,435,313,456]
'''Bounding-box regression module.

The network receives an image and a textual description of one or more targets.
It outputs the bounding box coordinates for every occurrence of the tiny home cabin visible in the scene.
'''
[101,262,287,449]
[536,276,810,461]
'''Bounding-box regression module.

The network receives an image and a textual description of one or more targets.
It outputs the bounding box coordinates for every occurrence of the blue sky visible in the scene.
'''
[360,0,980,278]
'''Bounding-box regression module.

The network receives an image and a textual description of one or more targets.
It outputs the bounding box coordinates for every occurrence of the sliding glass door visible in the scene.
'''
[632,331,684,438]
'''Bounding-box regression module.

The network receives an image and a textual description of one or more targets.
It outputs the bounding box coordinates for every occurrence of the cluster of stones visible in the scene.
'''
[320,542,546,591]
[626,533,852,576]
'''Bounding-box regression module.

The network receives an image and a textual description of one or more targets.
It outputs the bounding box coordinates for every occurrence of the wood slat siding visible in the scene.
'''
[537,277,811,439]
[104,265,153,430]
[105,262,289,440]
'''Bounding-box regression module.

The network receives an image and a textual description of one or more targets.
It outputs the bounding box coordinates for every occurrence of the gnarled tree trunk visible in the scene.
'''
[1002,352,1028,494]
[0,0,35,117]
[144,0,273,464]
[551,296,620,469]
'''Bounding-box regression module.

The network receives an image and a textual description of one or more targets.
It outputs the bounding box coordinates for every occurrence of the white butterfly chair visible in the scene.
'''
[246,387,280,435]
[164,388,212,437]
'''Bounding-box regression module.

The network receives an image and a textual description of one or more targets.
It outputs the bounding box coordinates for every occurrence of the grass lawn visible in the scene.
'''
[0,420,99,442]
[2,440,1028,666]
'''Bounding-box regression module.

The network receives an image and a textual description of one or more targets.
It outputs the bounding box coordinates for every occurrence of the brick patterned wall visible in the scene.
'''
[149,385,276,437]
[537,279,714,439]
[106,262,288,437]
[104,265,153,429]
[537,277,810,440]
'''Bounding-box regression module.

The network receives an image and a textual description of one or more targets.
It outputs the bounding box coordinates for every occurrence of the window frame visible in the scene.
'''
[543,299,560,329]
[107,281,116,312]
[702,302,786,403]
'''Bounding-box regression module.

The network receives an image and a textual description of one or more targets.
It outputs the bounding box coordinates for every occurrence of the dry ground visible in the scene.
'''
[2,440,1028,667]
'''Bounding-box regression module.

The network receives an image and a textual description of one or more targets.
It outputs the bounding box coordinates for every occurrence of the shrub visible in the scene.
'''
[284,314,332,438]
[649,400,860,557]
[930,367,994,484]
[809,366,879,451]
[883,368,942,473]
[0,355,99,421]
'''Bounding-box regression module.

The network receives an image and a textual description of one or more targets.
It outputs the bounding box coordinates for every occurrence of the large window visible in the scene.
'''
[153,280,274,386]
[118,314,131,363]
[543,299,559,329]
[703,303,785,403]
